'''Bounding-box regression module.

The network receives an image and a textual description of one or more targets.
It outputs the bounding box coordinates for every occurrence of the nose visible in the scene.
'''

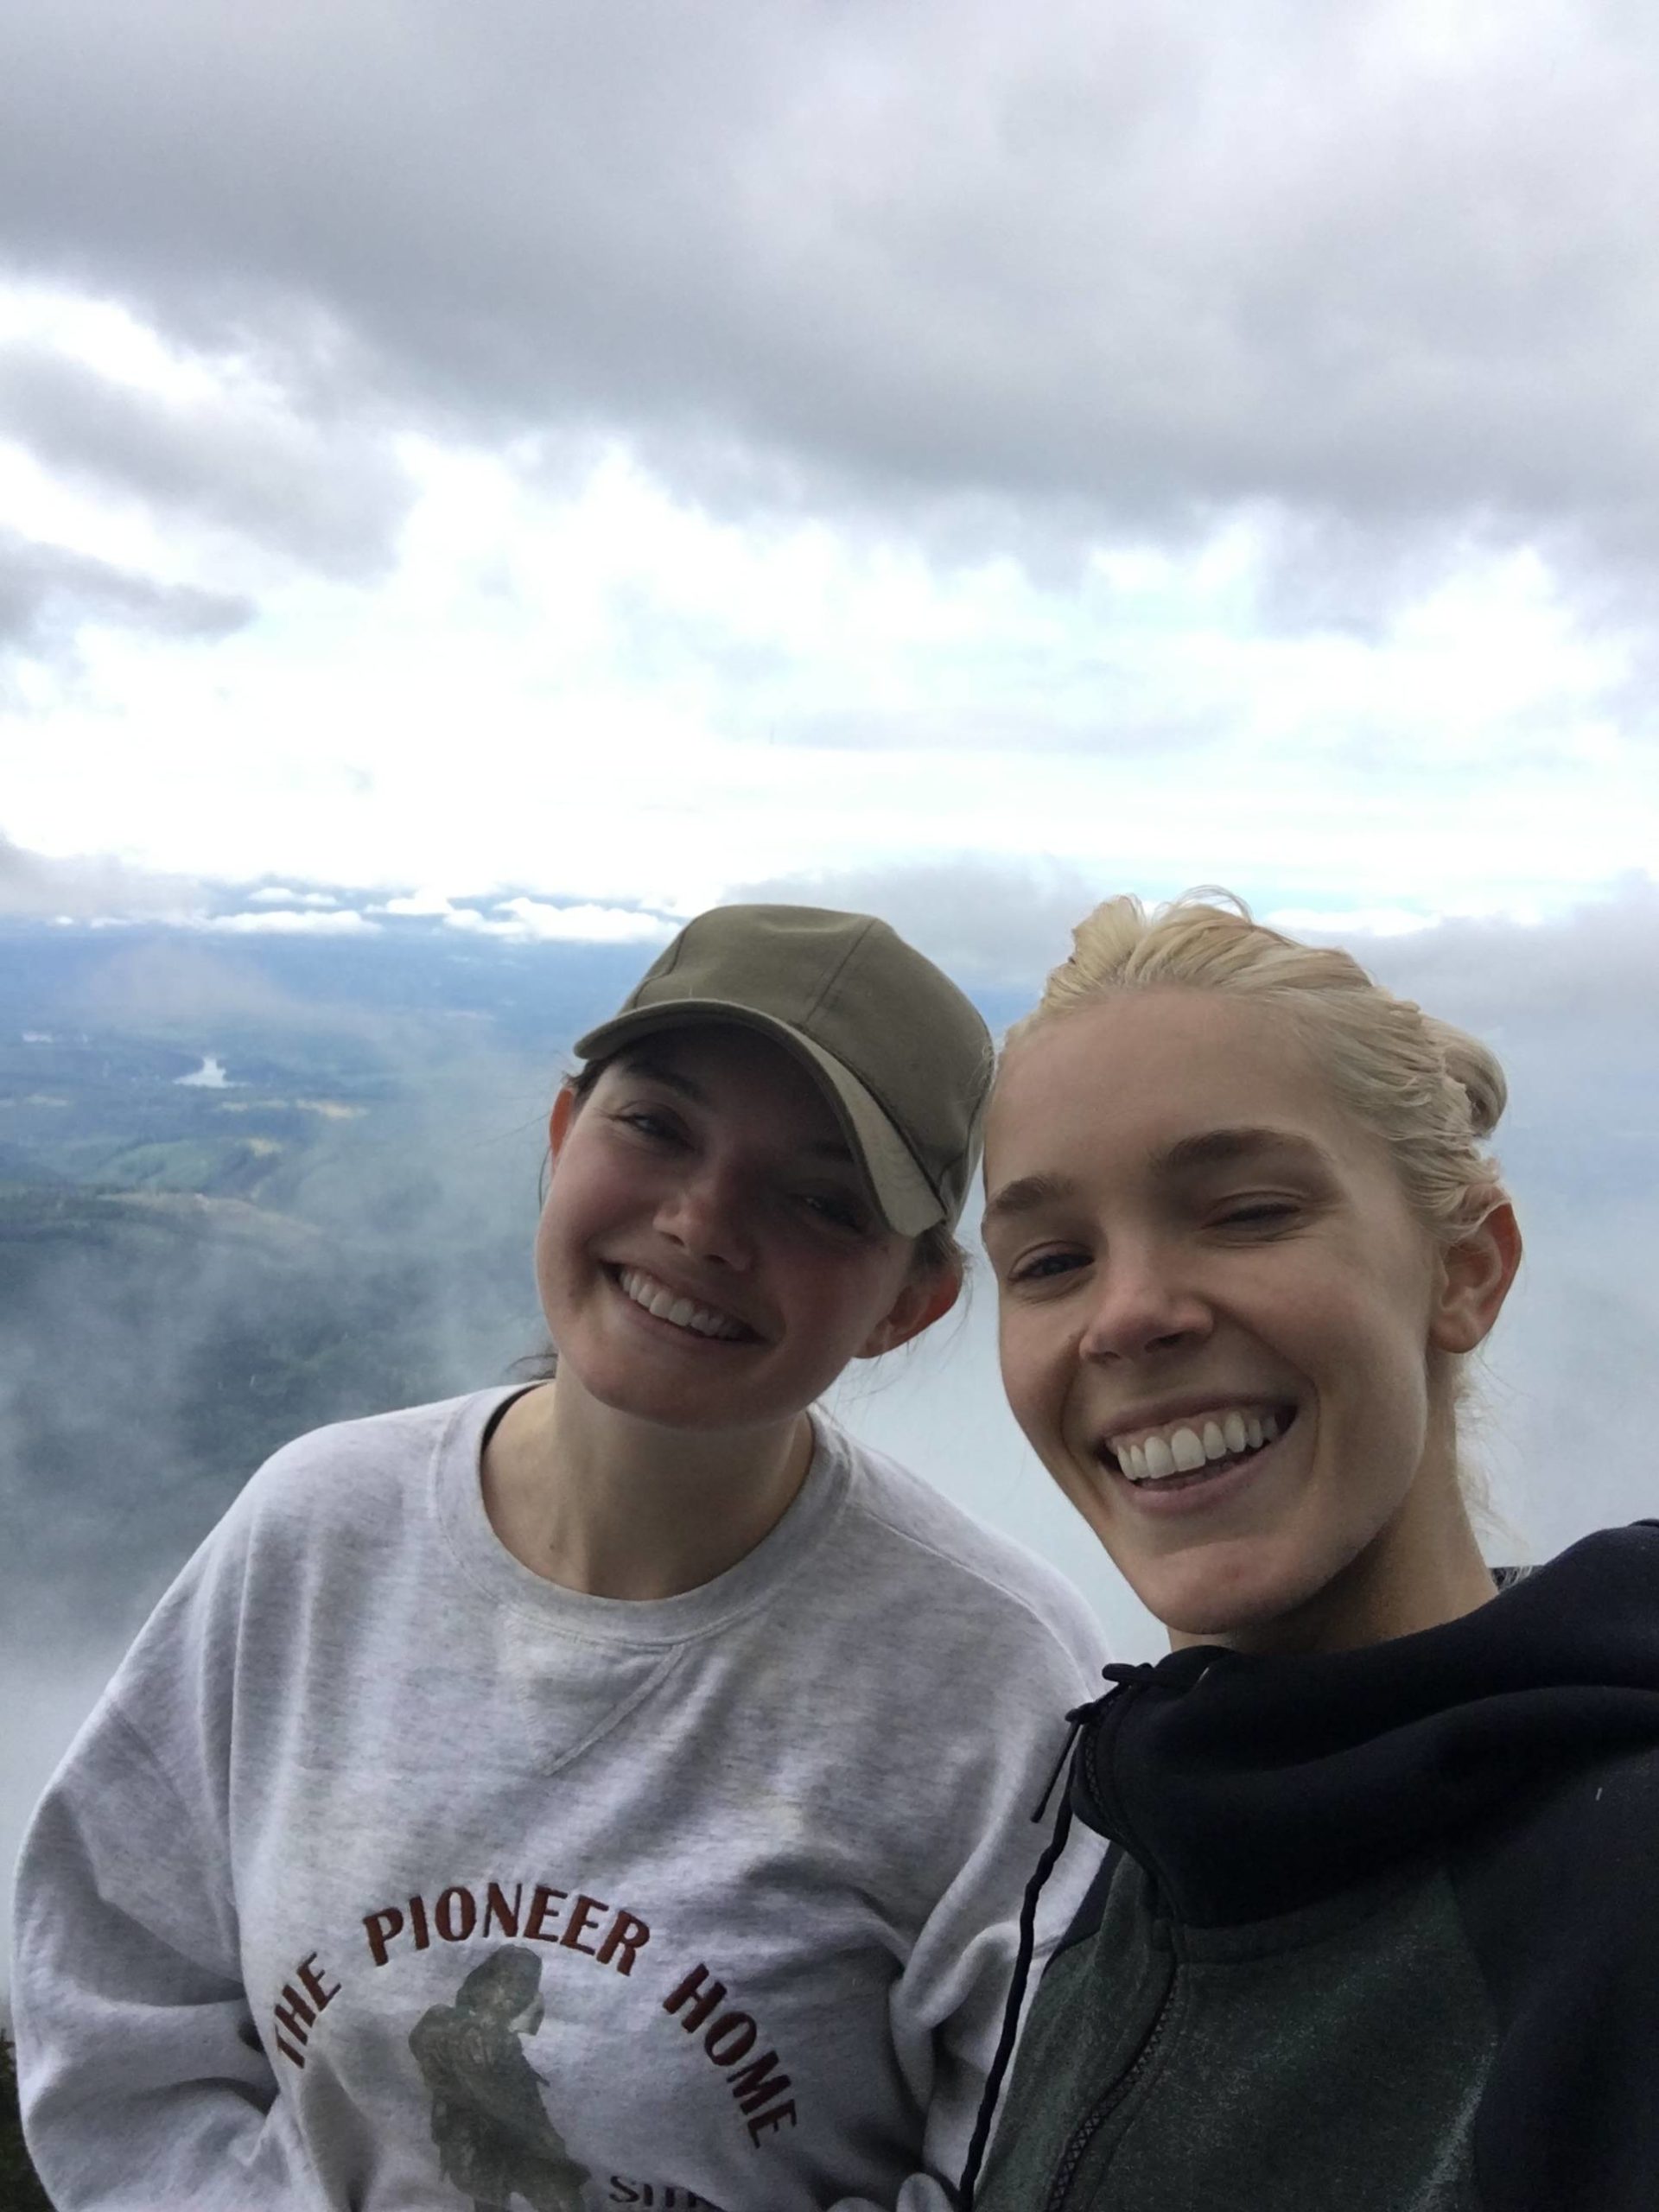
[653,1160,753,1270]
[1076,1243,1211,1363]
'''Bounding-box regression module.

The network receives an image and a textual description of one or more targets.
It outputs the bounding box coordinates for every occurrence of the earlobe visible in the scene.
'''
[856,1264,963,1360]
[1431,1198,1522,1356]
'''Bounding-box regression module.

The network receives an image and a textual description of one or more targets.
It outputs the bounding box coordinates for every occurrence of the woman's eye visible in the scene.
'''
[800,1192,869,1234]
[1007,1249,1086,1285]
[613,1108,681,1144]
[1217,1200,1298,1229]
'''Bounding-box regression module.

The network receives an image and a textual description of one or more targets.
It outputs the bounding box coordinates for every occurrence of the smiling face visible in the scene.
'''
[535,1025,954,1440]
[985,989,1510,1652]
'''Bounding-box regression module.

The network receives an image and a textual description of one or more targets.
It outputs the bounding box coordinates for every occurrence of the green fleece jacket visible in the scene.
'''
[971,1526,1659,2212]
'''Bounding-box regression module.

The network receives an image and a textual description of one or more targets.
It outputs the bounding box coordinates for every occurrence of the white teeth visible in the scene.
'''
[620,1269,745,1341]
[1142,1433,1176,1478]
[1108,1403,1293,1484]
[1170,1427,1206,1472]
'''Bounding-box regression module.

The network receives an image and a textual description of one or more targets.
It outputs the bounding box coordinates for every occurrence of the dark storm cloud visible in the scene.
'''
[3,2,1658,560]
[0,340,413,575]
[0,529,251,662]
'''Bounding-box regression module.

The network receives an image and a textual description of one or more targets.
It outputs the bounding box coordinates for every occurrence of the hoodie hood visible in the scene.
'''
[1071,1522,1659,1929]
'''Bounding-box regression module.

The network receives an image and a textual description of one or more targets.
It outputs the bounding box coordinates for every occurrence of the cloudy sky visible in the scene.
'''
[3,0,1659,944]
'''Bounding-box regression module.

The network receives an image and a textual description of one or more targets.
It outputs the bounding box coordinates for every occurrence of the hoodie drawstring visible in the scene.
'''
[957,1664,1155,2208]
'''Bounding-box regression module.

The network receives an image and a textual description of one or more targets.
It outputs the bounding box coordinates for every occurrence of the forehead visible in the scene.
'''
[986,990,1366,1185]
[598,1023,851,1151]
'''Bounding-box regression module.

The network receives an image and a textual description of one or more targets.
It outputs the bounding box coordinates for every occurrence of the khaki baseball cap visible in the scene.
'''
[573,905,991,1235]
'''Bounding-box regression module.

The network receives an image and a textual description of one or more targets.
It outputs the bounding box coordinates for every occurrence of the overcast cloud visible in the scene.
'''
[4,1,1659,554]
[3,5,1659,917]
[0,527,250,661]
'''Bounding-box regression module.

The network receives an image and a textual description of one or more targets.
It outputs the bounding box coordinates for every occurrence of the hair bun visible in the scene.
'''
[1427,1019,1507,1140]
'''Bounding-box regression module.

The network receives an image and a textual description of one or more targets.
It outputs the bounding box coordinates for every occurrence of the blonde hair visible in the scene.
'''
[1009,890,1508,1243]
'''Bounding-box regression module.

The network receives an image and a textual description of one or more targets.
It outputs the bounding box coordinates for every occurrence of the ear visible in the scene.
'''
[855,1260,963,1360]
[548,1081,581,1163]
[1430,1196,1522,1356]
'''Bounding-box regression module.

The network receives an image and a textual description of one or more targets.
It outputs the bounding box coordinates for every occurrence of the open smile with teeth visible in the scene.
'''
[1104,1404,1294,1486]
[616,1266,755,1343]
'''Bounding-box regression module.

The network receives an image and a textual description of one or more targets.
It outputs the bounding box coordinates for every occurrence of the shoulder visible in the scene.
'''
[1452,1744,1659,2205]
[823,1417,1110,1686]
[79,1391,511,1788]
[1454,1738,1659,1961]
[111,1390,505,1684]
[238,1389,492,1518]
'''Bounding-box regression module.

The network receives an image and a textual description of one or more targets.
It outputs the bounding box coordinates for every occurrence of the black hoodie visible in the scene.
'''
[969,1523,1659,2212]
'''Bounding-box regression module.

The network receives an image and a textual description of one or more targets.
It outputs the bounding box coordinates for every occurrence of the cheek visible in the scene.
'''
[533,1176,595,1303]
[996,1310,1065,1438]
[531,1203,563,1311]
[1311,1270,1437,1459]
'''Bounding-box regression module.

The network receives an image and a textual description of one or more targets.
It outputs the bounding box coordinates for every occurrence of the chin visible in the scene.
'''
[578,1361,791,1438]
[1127,1542,1341,1649]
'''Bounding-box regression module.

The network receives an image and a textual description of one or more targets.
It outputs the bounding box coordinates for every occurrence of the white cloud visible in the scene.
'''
[4,442,1654,928]
[374,895,673,943]
[492,898,675,945]
[246,885,337,907]
[204,907,379,936]
[378,889,459,918]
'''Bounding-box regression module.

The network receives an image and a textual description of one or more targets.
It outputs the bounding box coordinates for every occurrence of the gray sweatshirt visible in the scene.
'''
[13,1387,1109,2211]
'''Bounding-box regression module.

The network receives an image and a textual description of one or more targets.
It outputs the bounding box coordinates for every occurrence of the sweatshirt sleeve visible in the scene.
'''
[11,1571,321,2208]
[823,1593,1109,2212]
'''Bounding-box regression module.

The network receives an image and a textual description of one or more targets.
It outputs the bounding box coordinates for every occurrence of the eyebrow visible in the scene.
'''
[982,1172,1077,1230]
[982,1127,1335,1229]
[1158,1127,1337,1178]
[617,1052,857,1166]
[619,1052,705,1103]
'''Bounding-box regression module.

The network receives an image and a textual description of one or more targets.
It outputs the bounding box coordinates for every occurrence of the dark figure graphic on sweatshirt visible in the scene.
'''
[409,1947,590,2212]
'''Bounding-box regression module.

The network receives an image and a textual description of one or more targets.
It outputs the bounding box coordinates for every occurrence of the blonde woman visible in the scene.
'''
[966,893,1659,2212]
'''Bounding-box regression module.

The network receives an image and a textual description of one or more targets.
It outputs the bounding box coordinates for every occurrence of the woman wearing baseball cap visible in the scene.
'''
[15,905,1109,2211]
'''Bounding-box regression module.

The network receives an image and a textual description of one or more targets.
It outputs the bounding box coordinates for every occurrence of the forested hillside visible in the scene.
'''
[0,924,607,1645]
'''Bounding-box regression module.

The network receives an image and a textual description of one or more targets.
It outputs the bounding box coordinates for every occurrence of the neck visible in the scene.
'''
[480,1375,815,1599]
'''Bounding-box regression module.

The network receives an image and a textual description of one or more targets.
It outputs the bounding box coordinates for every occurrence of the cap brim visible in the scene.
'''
[572,1001,946,1235]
